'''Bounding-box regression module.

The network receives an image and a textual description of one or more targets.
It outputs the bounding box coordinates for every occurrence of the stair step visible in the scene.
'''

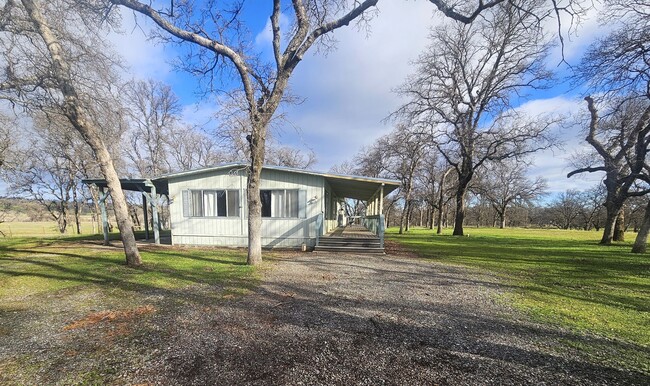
[314,245,385,254]
[318,242,381,247]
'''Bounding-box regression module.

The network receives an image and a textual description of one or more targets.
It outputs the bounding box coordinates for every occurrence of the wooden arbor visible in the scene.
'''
[82,178,168,245]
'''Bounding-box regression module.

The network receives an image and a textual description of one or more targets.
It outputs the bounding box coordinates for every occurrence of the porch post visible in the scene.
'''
[142,193,149,240]
[379,184,384,215]
[372,193,379,216]
[150,185,160,245]
[98,188,110,246]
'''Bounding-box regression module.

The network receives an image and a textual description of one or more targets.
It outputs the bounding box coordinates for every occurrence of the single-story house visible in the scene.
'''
[83,162,400,249]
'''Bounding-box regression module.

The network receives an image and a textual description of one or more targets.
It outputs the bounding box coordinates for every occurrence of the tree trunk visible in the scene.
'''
[21,0,141,266]
[406,203,412,232]
[57,203,67,233]
[453,179,470,236]
[614,209,625,241]
[631,200,650,253]
[436,168,451,235]
[398,202,406,234]
[73,188,81,234]
[399,191,412,234]
[453,190,466,236]
[600,201,623,245]
[499,209,506,229]
[246,119,268,265]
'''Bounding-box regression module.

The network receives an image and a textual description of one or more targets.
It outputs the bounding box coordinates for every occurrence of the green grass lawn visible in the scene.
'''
[387,227,650,373]
[0,236,255,303]
[0,236,258,384]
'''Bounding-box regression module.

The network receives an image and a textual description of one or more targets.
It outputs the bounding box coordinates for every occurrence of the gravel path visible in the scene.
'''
[135,252,648,385]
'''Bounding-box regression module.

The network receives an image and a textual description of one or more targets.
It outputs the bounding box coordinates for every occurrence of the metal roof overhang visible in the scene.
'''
[82,178,169,196]
[324,175,400,201]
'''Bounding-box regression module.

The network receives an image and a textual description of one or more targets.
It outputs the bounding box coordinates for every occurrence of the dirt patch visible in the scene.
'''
[63,305,156,331]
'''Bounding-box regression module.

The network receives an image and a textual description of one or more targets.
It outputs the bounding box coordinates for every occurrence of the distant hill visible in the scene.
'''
[0,197,50,222]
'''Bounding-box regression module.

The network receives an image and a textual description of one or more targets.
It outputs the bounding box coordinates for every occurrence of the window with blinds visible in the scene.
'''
[260,189,305,218]
[182,189,240,217]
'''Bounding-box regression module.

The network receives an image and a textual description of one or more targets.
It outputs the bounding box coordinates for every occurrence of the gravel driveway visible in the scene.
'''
[137,252,648,385]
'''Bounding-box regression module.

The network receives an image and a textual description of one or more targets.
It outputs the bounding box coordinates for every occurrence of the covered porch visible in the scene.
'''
[317,174,400,253]
[82,178,169,246]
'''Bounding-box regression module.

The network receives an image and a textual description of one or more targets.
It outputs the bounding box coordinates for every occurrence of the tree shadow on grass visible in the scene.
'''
[155,255,649,385]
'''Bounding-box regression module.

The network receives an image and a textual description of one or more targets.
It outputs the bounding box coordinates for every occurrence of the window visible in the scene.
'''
[183,189,240,217]
[261,189,301,218]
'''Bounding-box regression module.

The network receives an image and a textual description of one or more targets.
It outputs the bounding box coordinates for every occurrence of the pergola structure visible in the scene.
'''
[82,178,169,245]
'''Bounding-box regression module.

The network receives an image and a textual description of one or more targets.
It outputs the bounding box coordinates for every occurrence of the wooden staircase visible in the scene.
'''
[314,225,384,254]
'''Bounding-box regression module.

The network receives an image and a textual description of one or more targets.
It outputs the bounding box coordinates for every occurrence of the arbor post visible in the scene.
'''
[98,188,110,246]
[151,185,160,245]
[142,193,149,240]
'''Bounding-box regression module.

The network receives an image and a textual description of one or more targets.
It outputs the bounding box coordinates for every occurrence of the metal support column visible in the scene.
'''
[150,185,160,245]
[142,194,149,240]
[379,184,384,215]
[139,184,161,245]
[98,188,110,246]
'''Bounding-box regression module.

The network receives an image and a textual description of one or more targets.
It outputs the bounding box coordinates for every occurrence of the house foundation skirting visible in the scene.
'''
[172,235,316,248]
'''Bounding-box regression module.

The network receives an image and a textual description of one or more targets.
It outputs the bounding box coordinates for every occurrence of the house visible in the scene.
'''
[83,162,400,250]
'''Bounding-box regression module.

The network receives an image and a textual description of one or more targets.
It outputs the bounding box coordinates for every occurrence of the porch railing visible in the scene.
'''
[363,214,385,248]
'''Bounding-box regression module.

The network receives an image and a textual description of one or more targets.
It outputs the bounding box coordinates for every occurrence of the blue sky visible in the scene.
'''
[0,1,610,196]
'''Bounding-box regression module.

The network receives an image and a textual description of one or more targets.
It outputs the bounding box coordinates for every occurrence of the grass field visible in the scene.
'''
[0,220,99,237]
[0,234,258,384]
[0,236,255,303]
[387,227,650,372]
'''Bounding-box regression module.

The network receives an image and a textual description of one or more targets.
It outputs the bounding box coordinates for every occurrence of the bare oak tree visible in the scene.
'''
[395,1,555,236]
[568,97,650,244]
[382,124,432,234]
[474,160,547,228]
[123,78,180,176]
[0,0,141,265]
[0,113,12,169]
[570,1,650,250]
[547,189,583,230]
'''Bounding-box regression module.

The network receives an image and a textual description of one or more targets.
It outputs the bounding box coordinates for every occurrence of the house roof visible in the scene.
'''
[156,162,400,201]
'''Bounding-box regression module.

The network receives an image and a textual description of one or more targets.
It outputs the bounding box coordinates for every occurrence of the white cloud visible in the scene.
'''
[279,1,441,169]
[106,9,173,82]
[545,2,610,66]
[515,96,602,194]
[254,12,291,47]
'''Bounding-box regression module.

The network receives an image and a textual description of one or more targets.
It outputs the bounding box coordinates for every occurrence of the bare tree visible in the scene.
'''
[474,160,547,228]
[0,0,141,265]
[380,125,432,234]
[266,145,317,169]
[123,78,180,176]
[578,184,606,231]
[568,97,650,244]
[395,1,555,236]
[166,124,227,171]
[0,113,12,170]
[107,0,380,265]
[570,1,650,249]
[547,189,583,230]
